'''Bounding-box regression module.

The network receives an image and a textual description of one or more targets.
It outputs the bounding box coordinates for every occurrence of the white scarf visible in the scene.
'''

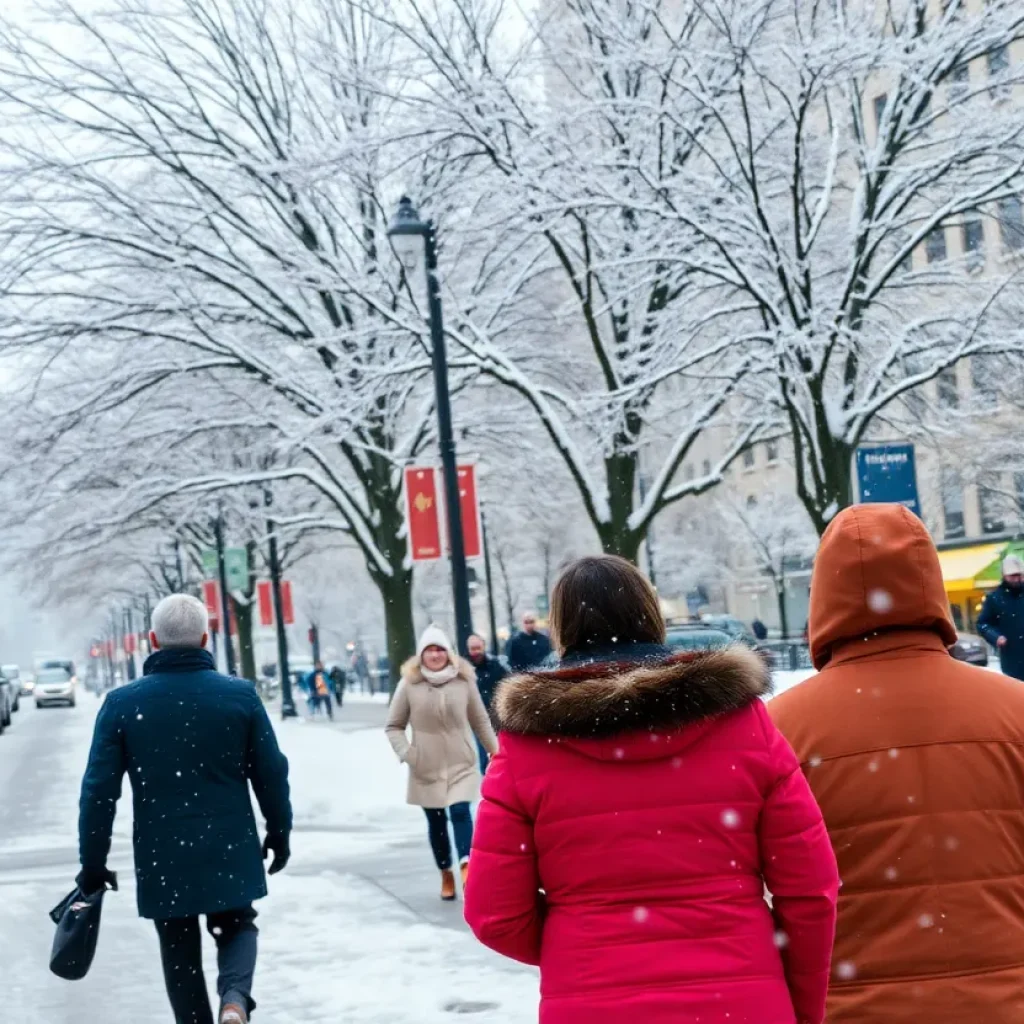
[422,663,459,687]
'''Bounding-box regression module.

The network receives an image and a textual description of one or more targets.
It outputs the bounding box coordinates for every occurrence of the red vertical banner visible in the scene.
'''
[257,581,274,626]
[281,580,295,625]
[202,580,220,630]
[124,633,136,655]
[457,464,482,559]
[404,466,443,561]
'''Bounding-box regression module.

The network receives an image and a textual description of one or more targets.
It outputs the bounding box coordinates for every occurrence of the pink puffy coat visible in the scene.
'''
[465,645,839,1024]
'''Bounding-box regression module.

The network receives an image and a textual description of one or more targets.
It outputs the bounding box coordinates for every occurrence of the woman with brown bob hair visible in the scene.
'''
[464,555,839,1024]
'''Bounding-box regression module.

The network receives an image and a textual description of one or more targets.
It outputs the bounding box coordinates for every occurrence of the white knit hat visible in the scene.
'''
[1004,554,1024,577]
[417,624,456,661]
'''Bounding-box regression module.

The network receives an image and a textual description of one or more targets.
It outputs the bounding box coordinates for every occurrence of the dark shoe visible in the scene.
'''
[220,1005,247,1024]
[440,869,456,901]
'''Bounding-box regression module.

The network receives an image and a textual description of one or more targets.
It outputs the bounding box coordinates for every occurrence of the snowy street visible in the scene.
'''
[0,696,538,1023]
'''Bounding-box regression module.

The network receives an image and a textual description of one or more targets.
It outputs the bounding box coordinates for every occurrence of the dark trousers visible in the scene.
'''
[477,740,490,775]
[424,802,473,870]
[154,906,258,1023]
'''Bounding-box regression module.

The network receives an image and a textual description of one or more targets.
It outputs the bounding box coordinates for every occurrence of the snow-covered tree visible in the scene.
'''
[387,0,766,561]
[658,0,1024,533]
[0,0,453,679]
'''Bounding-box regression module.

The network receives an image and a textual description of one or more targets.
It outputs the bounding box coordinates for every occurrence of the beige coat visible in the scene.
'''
[386,656,499,808]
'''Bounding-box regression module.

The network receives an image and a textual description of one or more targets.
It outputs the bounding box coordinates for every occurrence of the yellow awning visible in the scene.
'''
[937,543,1005,595]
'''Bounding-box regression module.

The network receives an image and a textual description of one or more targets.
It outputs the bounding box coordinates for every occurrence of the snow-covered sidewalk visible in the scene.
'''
[1,697,537,1023]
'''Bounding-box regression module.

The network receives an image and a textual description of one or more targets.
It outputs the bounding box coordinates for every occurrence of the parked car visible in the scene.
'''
[950,632,989,667]
[665,624,734,652]
[19,672,36,698]
[0,665,20,713]
[35,667,77,708]
[700,614,777,667]
[0,670,13,732]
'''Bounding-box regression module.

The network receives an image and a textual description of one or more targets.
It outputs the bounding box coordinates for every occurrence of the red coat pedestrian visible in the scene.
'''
[465,642,839,1024]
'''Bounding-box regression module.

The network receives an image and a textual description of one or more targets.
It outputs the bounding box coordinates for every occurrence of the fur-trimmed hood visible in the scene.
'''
[494,646,771,739]
[401,654,476,686]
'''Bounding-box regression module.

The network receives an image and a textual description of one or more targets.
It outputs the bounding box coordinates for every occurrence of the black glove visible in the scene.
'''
[262,832,290,875]
[76,866,118,896]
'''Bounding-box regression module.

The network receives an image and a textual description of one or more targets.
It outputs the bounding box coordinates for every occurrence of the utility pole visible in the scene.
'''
[124,606,137,681]
[213,512,237,676]
[309,623,321,664]
[481,511,500,656]
[266,492,297,717]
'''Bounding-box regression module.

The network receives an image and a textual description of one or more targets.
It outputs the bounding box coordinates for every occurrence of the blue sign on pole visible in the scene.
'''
[855,443,920,516]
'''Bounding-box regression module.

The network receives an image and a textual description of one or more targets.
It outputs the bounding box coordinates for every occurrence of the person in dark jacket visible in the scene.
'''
[304,661,333,720]
[78,594,292,1024]
[467,633,508,771]
[751,617,768,641]
[978,555,1024,681]
[329,664,347,707]
[504,612,552,671]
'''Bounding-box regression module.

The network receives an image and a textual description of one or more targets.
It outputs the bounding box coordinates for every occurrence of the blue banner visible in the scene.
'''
[855,443,920,516]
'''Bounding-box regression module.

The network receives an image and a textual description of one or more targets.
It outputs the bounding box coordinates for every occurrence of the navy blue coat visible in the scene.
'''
[505,630,552,672]
[470,654,508,714]
[79,648,292,920]
[977,583,1024,681]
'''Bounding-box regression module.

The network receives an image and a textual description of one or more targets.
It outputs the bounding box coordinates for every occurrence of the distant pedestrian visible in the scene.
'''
[751,617,768,641]
[305,661,333,720]
[467,556,838,1024]
[467,633,508,771]
[771,505,1024,1022]
[77,594,291,1024]
[978,554,1024,681]
[328,664,346,707]
[386,625,498,901]
[504,612,552,671]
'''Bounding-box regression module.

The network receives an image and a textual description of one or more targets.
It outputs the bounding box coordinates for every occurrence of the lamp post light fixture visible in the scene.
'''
[388,196,475,656]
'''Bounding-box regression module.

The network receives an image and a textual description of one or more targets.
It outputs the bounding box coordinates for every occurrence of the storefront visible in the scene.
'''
[938,541,1023,632]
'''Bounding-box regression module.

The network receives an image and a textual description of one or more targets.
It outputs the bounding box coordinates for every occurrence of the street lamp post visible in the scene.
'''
[389,196,474,655]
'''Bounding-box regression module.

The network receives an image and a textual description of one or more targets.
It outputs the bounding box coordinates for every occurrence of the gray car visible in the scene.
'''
[0,670,14,731]
[34,667,77,708]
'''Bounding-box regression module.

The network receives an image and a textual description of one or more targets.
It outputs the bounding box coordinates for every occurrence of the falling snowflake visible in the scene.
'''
[835,961,858,981]
[720,809,740,829]
[632,906,649,923]
[867,589,894,613]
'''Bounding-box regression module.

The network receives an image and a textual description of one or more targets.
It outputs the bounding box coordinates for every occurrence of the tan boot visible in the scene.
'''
[460,859,470,892]
[440,869,457,901]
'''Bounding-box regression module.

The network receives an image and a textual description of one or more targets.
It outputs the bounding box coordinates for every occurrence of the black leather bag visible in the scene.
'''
[49,878,114,980]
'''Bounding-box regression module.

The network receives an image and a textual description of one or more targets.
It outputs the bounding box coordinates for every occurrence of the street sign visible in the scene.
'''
[405,466,443,561]
[855,443,921,516]
[224,547,249,591]
[457,464,482,559]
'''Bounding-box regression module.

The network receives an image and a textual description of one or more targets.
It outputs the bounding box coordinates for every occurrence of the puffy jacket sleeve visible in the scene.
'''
[757,703,839,1024]
[464,741,544,965]
[977,591,1004,647]
[385,679,413,763]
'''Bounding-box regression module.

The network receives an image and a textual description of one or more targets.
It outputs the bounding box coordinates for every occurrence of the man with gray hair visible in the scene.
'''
[78,593,292,1024]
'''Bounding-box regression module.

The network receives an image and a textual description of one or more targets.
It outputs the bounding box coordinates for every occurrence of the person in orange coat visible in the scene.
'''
[770,503,1024,1022]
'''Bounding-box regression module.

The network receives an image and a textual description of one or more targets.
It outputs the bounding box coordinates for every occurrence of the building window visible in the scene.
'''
[949,62,970,102]
[766,440,779,463]
[743,448,756,470]
[926,226,947,263]
[988,45,1010,97]
[873,93,888,134]
[702,459,711,477]
[937,366,959,408]
[980,475,1007,536]
[999,196,1024,252]
[972,356,999,408]
[962,216,985,271]
[942,468,965,540]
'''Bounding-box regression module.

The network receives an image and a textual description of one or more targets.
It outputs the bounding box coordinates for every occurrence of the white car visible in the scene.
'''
[34,667,77,708]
